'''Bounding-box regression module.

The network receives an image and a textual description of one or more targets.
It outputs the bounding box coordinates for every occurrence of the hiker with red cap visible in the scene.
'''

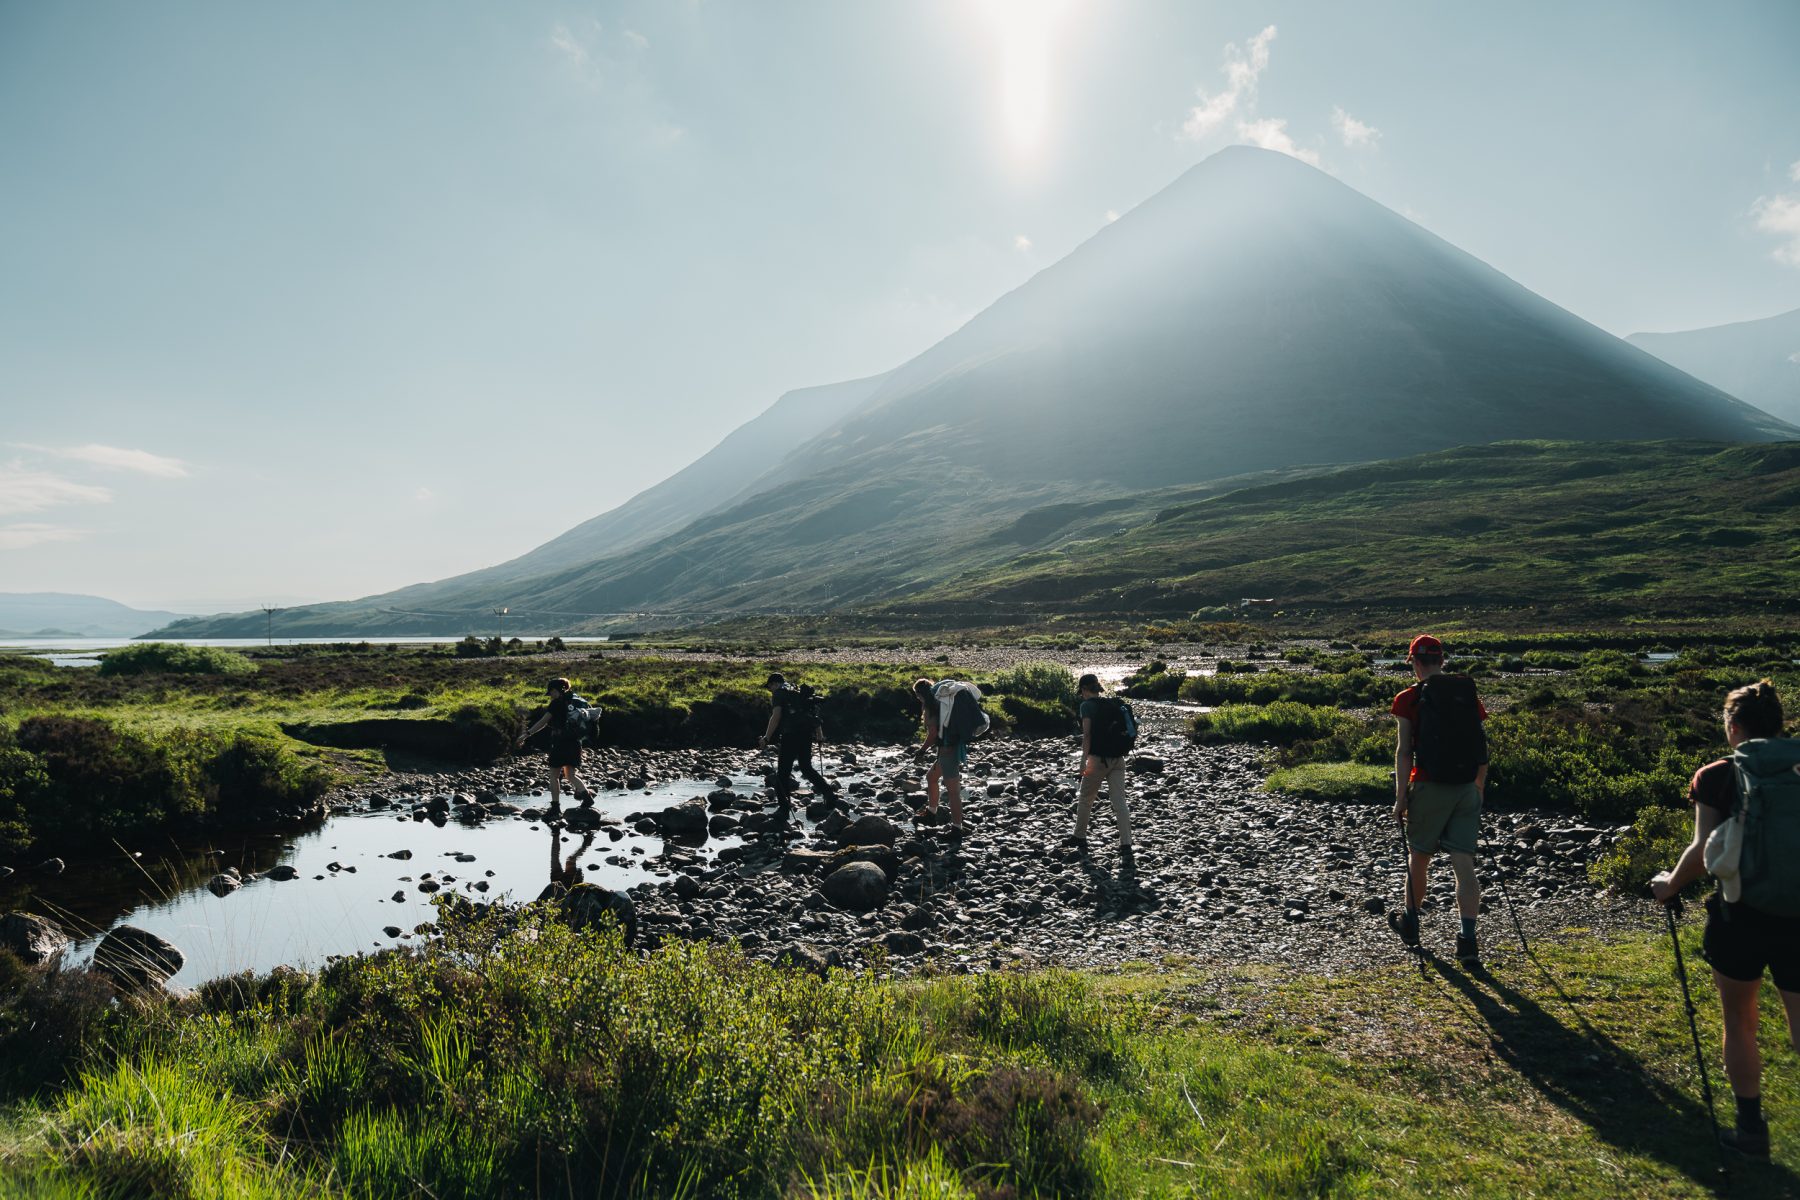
[1392,634,1490,964]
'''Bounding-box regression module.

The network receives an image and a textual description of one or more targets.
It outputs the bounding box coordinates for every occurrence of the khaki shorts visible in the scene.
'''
[935,741,969,780]
[1406,780,1480,855]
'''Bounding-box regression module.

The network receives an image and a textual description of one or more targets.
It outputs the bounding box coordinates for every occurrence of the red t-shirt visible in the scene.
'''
[1689,758,1734,814]
[1392,682,1488,784]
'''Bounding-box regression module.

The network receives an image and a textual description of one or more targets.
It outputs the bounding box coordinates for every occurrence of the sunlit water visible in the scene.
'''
[14,774,785,987]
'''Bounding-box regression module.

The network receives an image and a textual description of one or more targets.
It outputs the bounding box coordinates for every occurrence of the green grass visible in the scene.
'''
[1187,701,1358,746]
[3,908,1797,1197]
[1266,761,1392,803]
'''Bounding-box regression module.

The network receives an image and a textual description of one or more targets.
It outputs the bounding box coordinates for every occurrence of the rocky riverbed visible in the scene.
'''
[320,703,1643,977]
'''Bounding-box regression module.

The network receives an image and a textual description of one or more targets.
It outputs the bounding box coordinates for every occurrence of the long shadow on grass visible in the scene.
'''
[1425,957,1795,1195]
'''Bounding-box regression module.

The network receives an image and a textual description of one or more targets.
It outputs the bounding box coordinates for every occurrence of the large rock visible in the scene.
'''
[92,925,185,991]
[657,797,710,841]
[773,943,842,976]
[837,815,903,847]
[1,911,69,965]
[821,862,890,912]
[826,846,902,881]
[555,883,638,946]
[206,873,241,898]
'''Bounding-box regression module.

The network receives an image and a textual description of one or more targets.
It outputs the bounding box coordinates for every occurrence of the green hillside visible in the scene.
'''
[900,440,1800,624]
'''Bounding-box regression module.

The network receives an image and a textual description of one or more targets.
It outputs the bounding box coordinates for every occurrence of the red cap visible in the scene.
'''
[1408,635,1444,659]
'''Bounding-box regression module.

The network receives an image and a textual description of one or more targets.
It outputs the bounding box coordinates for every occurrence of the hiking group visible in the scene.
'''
[520,644,1799,1163]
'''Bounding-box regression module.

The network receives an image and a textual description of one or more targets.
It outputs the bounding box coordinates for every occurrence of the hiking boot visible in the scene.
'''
[1455,933,1479,965]
[1118,845,1135,867]
[1060,834,1088,848]
[1398,908,1420,947]
[576,794,595,810]
[1720,1125,1771,1159]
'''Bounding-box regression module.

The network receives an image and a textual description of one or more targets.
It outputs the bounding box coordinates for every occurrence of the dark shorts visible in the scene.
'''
[1702,893,1800,992]
[548,740,582,769]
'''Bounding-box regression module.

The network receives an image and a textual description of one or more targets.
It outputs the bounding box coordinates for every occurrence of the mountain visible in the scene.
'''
[157,147,1794,637]
[0,593,191,639]
[905,439,1800,622]
[1628,307,1800,427]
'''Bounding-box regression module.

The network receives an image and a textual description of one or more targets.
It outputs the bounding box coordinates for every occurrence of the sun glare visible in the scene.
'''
[977,0,1078,164]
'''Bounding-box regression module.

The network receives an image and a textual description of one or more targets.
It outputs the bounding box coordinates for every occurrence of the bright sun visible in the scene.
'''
[977,0,1079,163]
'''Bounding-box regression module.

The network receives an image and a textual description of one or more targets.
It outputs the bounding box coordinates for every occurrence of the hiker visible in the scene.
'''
[549,823,597,891]
[1064,672,1136,862]
[1391,634,1489,964]
[1651,679,1800,1161]
[913,678,988,836]
[518,677,594,820]
[757,672,837,817]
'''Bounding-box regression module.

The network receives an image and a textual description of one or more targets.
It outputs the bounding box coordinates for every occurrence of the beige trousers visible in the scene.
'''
[1075,755,1133,848]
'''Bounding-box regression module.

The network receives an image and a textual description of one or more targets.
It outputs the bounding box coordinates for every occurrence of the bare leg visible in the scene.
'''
[925,762,942,810]
[547,764,563,811]
[1779,986,1800,1055]
[1407,850,1431,909]
[568,765,593,804]
[1716,972,1764,1099]
[1449,852,1479,919]
[946,775,964,827]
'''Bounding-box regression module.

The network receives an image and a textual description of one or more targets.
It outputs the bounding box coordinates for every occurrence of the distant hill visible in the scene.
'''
[1628,307,1800,426]
[0,593,191,639]
[904,440,1800,622]
[159,147,1794,637]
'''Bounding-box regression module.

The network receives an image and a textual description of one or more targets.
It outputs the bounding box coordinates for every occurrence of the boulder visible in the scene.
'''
[0,911,68,965]
[564,806,602,831]
[708,813,740,836]
[772,943,840,976]
[706,789,738,812]
[657,798,710,841]
[92,925,185,991]
[781,847,836,874]
[383,926,402,938]
[205,873,241,898]
[882,930,927,956]
[827,846,902,881]
[1128,755,1166,775]
[671,874,702,900]
[266,865,299,882]
[821,862,890,912]
[556,883,638,946]
[837,815,903,847]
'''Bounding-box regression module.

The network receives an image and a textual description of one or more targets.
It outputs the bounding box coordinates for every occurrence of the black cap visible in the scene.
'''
[764,672,786,689]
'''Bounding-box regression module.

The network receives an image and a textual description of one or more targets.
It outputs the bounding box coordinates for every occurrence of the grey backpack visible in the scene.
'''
[1730,738,1800,918]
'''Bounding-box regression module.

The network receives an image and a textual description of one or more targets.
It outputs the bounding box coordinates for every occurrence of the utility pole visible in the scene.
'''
[492,606,509,642]
[261,606,277,647]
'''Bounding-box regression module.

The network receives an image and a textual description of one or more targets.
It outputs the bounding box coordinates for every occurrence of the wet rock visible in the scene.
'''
[392,890,407,903]
[821,862,889,912]
[657,797,710,840]
[93,925,184,991]
[782,848,836,873]
[837,815,903,847]
[383,926,402,938]
[1129,756,1166,775]
[883,930,927,956]
[553,883,638,945]
[419,880,441,894]
[633,817,659,835]
[266,865,299,882]
[708,813,740,836]
[707,789,738,811]
[206,873,241,898]
[1,911,69,964]
[672,874,702,900]
[828,846,902,881]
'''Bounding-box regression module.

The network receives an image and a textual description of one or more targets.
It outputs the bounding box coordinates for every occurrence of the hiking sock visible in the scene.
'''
[1460,917,1476,939]
[1735,1094,1767,1133]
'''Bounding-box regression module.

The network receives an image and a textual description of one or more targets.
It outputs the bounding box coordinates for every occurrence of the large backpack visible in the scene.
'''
[777,684,824,743]
[1414,673,1486,785]
[1729,738,1800,918]
[938,682,991,746]
[562,694,604,749]
[1088,696,1138,758]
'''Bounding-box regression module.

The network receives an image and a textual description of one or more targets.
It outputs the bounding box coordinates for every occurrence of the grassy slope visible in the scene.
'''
[1,915,1795,1198]
[908,439,1800,624]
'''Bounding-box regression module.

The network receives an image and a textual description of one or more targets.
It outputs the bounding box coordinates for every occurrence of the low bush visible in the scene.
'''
[98,642,255,677]
[205,732,331,821]
[1187,702,1356,746]
[1180,669,1389,709]
[1590,803,1693,894]
[988,660,1077,706]
[1121,660,1185,700]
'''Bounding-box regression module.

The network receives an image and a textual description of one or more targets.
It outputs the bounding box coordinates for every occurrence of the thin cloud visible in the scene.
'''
[19,443,190,478]
[0,523,86,551]
[1237,117,1320,167]
[1790,160,1800,184]
[414,486,436,502]
[1181,25,1276,141]
[0,465,112,516]
[1752,192,1800,268]
[1331,106,1380,148]
[623,29,649,51]
[551,23,590,66]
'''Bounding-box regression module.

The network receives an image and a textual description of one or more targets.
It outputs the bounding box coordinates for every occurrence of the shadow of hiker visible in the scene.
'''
[1423,956,1797,1195]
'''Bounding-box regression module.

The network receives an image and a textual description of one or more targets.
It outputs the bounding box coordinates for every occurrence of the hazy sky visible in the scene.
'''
[3,1,1798,611]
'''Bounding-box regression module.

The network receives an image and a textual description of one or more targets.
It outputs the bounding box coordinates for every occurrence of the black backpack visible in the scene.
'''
[1414,674,1485,785]
[778,684,824,743]
[562,694,604,748]
[1088,696,1138,758]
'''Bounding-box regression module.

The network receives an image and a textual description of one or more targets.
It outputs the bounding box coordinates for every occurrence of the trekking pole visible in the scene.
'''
[1663,897,1729,1183]
[1483,835,1531,956]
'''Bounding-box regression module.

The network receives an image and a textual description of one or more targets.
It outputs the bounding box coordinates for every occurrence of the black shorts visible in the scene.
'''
[548,741,582,769]
[1701,894,1800,992]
